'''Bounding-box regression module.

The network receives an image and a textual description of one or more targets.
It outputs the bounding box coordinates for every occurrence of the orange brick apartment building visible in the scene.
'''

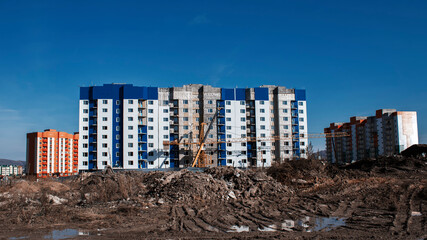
[26,129,78,178]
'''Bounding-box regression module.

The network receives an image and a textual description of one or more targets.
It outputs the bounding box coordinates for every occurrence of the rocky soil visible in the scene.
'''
[0,156,425,239]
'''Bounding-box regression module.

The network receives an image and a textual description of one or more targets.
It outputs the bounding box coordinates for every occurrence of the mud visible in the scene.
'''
[0,156,426,239]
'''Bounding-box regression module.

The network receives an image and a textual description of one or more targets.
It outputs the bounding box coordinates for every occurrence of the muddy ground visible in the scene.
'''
[0,156,425,239]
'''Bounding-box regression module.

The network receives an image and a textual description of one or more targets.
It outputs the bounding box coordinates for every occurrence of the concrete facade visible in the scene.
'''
[79,84,307,170]
[325,109,419,164]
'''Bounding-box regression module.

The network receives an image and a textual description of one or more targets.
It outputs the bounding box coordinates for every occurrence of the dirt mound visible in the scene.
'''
[343,156,427,173]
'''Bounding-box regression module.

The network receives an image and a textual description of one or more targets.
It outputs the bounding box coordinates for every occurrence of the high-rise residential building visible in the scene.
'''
[325,109,418,164]
[26,129,79,178]
[78,84,307,171]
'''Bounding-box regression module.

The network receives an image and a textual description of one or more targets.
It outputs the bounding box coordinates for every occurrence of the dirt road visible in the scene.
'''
[0,157,425,239]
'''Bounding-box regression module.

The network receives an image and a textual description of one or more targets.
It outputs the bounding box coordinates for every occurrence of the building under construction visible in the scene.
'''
[325,109,418,164]
[78,84,307,170]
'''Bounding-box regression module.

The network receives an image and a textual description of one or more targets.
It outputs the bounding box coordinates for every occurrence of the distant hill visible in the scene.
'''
[0,159,26,167]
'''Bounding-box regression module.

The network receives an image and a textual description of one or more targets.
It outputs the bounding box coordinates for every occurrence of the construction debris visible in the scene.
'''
[0,156,425,239]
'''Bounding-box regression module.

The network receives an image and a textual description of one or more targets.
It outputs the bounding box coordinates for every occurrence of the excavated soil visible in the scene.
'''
[0,156,426,239]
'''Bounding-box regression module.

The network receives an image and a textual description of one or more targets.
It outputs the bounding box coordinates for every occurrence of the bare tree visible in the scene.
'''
[307,142,314,160]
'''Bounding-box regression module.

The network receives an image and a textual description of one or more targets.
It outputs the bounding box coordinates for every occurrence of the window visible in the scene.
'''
[83,109,88,113]
[284,125,289,130]
[128,161,134,165]
[149,143,154,147]
[241,126,246,130]
[285,142,289,146]
[83,126,88,130]
[226,118,231,121]
[284,117,288,121]
[83,161,88,166]
[301,149,306,154]
[183,134,189,138]
[102,143,107,148]
[102,108,107,112]
[83,118,88,122]
[128,126,133,130]
[260,117,265,121]
[83,144,88,148]
[241,134,246,138]
[241,151,246,155]
[102,117,107,121]
[148,109,154,113]
[226,126,231,130]
[163,117,168,121]
[283,101,287,105]
[183,117,188,121]
[128,117,133,121]
[102,135,107,139]
[299,110,304,114]
[116,152,120,157]
[260,101,264,105]
[208,100,213,104]
[163,100,169,105]
[148,135,154,139]
[163,109,168,113]
[208,134,213,138]
[226,109,231,113]
[116,134,120,140]
[301,142,305,146]
[240,101,245,105]
[83,100,89,105]
[102,100,108,104]
[260,125,265,130]
[182,108,189,113]
[128,135,133,139]
[149,151,154,156]
[300,125,305,130]
[284,133,289,137]
[195,101,199,105]
[102,152,108,157]
[127,152,133,157]
[196,117,199,121]
[208,109,213,113]
[227,134,232,138]
[102,126,108,130]
[227,151,232,155]
[163,135,168,139]
[227,143,232,147]
[226,101,231,105]
[83,152,88,157]
[148,118,153,122]
[240,109,245,113]
[149,161,154,165]
[163,126,168,130]
[102,161,107,166]
[148,100,154,105]
[240,117,245,122]
[241,143,246,147]
[283,109,288,113]
[116,117,120,122]
[128,143,133,147]
[227,159,232,163]
[128,108,133,112]
[183,100,188,104]
[148,126,154,130]
[260,133,265,137]
[299,118,304,122]
[298,102,303,106]
[260,109,265,113]
[116,100,120,105]
[183,125,189,130]
[128,100,133,104]
[195,109,199,113]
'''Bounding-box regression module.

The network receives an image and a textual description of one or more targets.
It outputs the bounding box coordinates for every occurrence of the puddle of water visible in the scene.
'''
[411,211,422,216]
[227,225,250,232]
[43,229,89,240]
[311,217,346,232]
[258,225,276,232]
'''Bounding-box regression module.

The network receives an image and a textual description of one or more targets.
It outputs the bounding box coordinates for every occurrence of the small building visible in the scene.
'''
[0,165,23,176]
[325,109,418,164]
[26,129,79,178]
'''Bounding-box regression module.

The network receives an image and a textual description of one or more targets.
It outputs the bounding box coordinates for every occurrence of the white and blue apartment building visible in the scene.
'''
[78,84,307,171]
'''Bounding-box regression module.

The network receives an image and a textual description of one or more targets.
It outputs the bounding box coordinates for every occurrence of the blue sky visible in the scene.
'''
[0,0,426,160]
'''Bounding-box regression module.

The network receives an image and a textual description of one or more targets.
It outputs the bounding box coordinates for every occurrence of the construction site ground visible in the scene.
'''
[0,157,426,239]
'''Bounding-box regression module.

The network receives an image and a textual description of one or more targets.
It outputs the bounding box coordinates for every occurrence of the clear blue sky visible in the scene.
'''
[0,0,426,160]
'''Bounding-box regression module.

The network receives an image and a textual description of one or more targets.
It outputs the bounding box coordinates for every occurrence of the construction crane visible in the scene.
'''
[164,130,350,167]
